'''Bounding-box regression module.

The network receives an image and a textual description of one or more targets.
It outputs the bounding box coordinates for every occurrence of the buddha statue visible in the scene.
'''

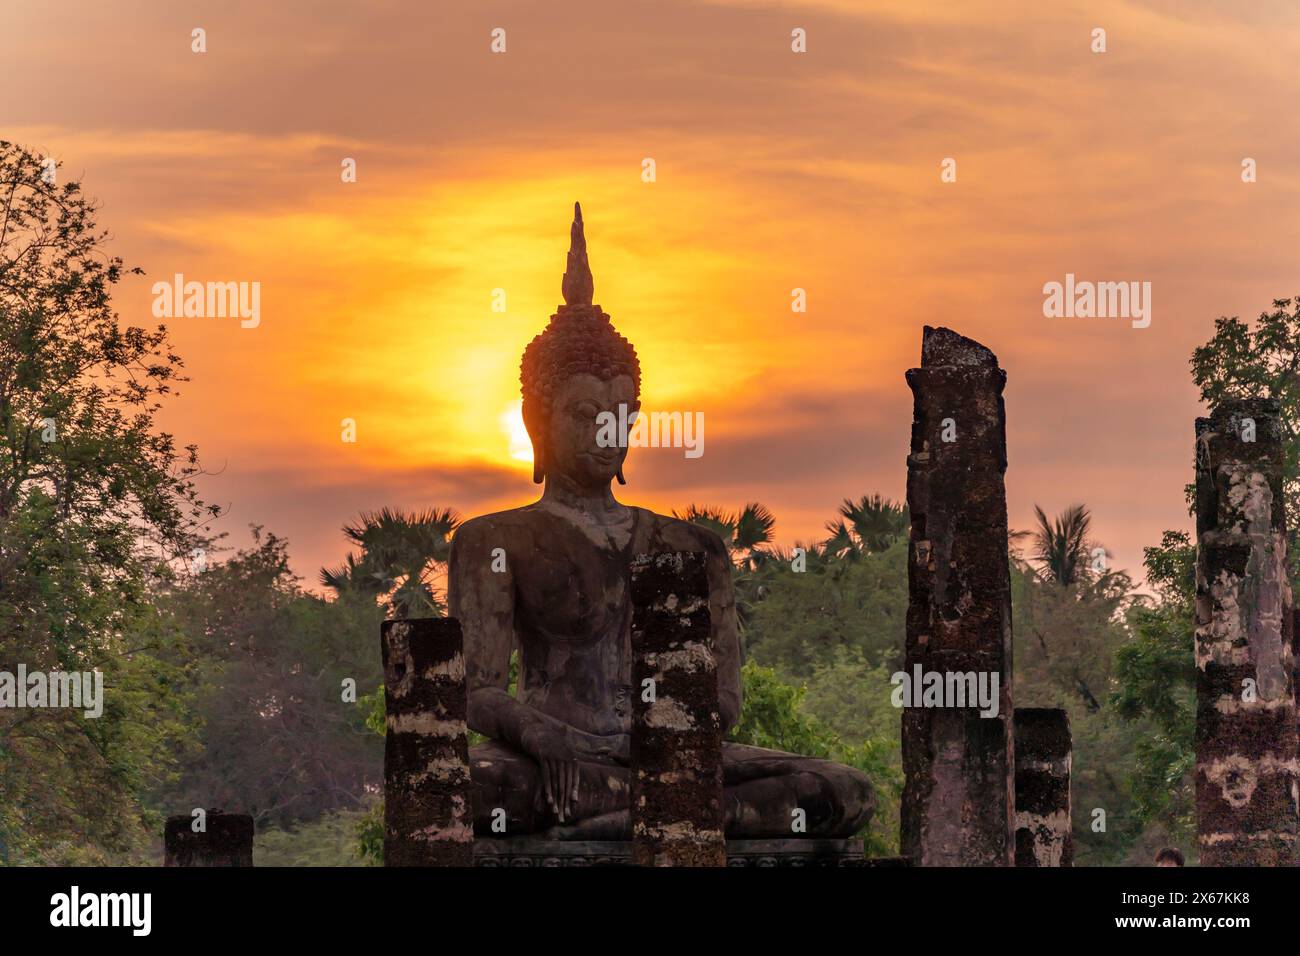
[447,203,874,840]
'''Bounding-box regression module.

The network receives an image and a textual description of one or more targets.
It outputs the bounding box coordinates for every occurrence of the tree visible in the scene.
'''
[0,141,215,862]
[673,502,775,569]
[1028,504,1093,587]
[1111,531,1197,849]
[729,659,901,856]
[1191,297,1300,577]
[320,507,459,618]
[824,494,909,560]
[675,502,776,631]
[162,528,384,829]
[745,536,909,676]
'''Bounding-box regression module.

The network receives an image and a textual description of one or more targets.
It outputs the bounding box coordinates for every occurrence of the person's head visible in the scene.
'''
[1155,847,1184,867]
[520,203,641,489]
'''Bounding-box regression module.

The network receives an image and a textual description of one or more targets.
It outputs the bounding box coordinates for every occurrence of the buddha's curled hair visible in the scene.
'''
[519,202,642,484]
[519,307,641,415]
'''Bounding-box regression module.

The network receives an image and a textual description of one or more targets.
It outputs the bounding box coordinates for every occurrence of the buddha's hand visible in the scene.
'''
[519,723,582,823]
[572,730,630,763]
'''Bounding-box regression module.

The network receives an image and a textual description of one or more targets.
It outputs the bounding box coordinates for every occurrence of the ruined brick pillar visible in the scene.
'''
[164,810,253,866]
[381,617,473,866]
[629,551,726,867]
[1194,399,1298,866]
[901,325,1015,866]
[1013,708,1072,866]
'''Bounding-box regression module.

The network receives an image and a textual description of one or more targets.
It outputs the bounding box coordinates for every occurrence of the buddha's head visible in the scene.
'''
[520,203,641,489]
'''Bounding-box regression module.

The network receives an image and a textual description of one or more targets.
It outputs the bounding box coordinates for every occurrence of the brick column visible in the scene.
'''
[164,810,253,866]
[1194,399,1298,866]
[381,617,473,866]
[1013,707,1072,866]
[900,326,1015,866]
[629,551,725,866]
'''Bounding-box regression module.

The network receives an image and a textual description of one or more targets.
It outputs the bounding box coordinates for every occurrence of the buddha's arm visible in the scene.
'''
[447,518,555,744]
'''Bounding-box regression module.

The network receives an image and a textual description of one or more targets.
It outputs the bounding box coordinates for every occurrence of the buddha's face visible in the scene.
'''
[539,372,638,489]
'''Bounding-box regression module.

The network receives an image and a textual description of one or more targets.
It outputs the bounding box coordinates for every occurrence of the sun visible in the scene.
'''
[500,400,534,463]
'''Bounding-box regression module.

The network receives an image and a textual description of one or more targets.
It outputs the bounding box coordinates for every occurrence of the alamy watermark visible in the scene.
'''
[152,273,260,328]
[50,886,150,936]
[0,665,103,718]
[890,665,1000,718]
[596,403,704,459]
[1042,273,1151,329]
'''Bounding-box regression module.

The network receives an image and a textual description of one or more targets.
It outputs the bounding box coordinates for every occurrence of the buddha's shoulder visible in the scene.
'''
[453,505,550,549]
[633,507,729,558]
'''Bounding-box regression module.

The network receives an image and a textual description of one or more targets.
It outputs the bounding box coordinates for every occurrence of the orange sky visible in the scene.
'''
[4,0,1300,587]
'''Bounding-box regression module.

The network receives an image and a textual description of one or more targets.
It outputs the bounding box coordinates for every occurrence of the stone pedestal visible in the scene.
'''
[164,810,253,866]
[381,617,473,866]
[474,838,866,867]
[1013,707,1072,867]
[628,551,726,867]
[900,326,1015,866]
[1194,399,1298,866]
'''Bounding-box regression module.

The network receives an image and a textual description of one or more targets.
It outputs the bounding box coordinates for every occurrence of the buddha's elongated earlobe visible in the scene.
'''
[532,448,546,484]
[615,465,626,485]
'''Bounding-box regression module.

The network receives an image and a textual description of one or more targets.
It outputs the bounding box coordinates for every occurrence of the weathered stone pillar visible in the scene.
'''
[381,617,473,866]
[1194,399,1298,866]
[164,810,253,866]
[1013,708,1072,866]
[629,551,726,867]
[900,326,1015,866]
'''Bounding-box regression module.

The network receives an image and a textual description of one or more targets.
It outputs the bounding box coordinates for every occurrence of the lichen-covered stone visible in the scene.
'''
[1014,708,1072,867]
[164,810,253,867]
[629,551,725,866]
[1194,399,1298,866]
[382,617,473,866]
[901,326,1015,867]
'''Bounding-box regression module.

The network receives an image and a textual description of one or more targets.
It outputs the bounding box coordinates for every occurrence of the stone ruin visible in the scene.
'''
[172,323,1300,868]
[164,809,254,867]
[1193,399,1298,866]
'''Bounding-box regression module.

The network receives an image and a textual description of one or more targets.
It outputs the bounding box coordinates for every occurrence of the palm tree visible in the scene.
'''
[673,502,776,571]
[1030,504,1092,587]
[674,502,776,633]
[319,551,388,601]
[824,494,909,560]
[320,507,460,618]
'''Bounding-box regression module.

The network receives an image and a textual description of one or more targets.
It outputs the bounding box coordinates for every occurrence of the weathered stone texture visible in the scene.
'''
[1013,707,1072,867]
[382,617,474,866]
[164,810,253,866]
[1194,399,1298,866]
[629,550,725,866]
[900,325,1015,867]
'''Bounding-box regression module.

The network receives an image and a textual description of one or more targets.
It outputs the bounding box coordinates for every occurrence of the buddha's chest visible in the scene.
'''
[512,540,632,645]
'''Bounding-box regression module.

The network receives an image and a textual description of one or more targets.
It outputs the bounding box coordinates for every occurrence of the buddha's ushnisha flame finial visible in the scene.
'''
[561,201,595,307]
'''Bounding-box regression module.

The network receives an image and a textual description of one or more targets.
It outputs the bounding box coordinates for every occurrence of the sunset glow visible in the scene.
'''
[6,0,1300,582]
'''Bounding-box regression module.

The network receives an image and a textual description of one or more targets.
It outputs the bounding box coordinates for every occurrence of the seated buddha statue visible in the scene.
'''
[447,204,874,840]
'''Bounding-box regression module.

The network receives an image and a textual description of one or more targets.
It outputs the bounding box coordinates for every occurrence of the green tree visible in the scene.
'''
[746,536,909,675]
[1010,548,1145,865]
[162,528,384,829]
[730,659,901,855]
[0,141,214,863]
[824,494,909,560]
[1191,298,1300,527]
[320,507,459,618]
[1111,531,1197,849]
[675,502,776,631]
[674,502,776,568]
[1028,504,1093,587]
